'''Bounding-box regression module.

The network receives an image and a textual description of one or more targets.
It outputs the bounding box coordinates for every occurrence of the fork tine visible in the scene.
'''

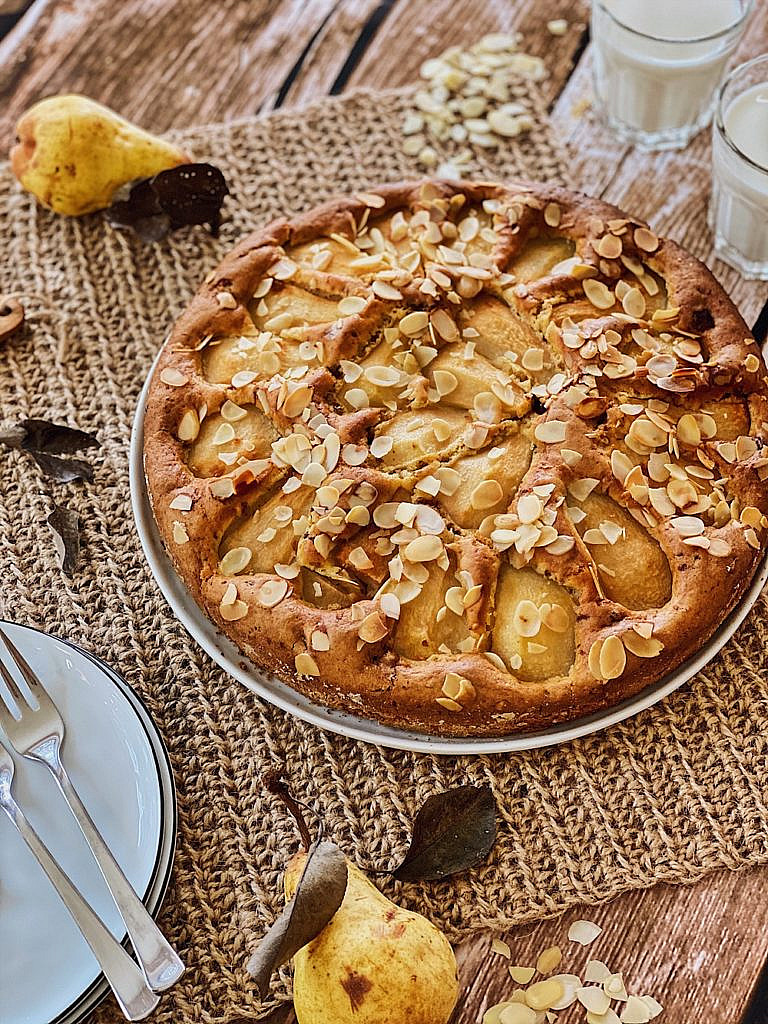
[0,638,31,714]
[0,628,47,698]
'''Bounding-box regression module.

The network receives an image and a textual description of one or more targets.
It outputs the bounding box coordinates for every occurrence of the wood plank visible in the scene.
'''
[551,9,768,326]
[0,0,340,139]
[451,866,768,1023]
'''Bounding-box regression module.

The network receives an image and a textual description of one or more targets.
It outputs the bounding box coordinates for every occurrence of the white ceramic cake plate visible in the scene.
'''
[131,362,768,755]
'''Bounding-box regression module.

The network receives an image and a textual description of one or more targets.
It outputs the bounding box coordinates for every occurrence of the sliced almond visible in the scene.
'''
[534,420,567,444]
[583,279,615,310]
[258,578,289,607]
[568,919,603,945]
[295,651,320,676]
[177,409,200,442]
[160,367,188,387]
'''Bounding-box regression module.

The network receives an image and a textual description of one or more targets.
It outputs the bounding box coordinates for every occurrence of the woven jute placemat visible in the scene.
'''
[2,82,768,1022]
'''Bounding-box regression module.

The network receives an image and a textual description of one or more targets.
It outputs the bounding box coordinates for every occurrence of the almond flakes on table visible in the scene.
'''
[484,918,663,1023]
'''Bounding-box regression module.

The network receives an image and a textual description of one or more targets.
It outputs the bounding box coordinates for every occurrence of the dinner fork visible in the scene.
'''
[0,627,184,991]
[0,738,159,1020]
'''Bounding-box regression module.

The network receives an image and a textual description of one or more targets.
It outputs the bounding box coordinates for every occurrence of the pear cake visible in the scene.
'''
[143,179,768,736]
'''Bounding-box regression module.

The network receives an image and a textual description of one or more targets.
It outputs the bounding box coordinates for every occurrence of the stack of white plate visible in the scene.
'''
[0,624,177,1024]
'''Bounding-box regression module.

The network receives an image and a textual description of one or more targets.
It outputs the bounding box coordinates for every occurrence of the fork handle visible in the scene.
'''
[51,759,184,992]
[0,795,159,1021]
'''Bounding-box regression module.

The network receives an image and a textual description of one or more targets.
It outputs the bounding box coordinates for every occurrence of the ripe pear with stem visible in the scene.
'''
[270,776,460,1024]
[11,95,189,216]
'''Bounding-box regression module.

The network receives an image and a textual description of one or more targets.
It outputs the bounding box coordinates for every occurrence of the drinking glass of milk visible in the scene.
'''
[591,0,753,150]
[710,55,768,278]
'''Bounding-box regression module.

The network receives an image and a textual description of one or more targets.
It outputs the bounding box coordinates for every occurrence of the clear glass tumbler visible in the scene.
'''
[591,0,753,151]
[710,54,768,279]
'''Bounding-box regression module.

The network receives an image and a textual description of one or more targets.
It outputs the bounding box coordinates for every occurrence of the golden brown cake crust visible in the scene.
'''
[143,179,768,737]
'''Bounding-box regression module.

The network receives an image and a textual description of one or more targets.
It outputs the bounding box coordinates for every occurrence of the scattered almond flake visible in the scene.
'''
[160,366,188,387]
[431,308,460,341]
[547,18,568,34]
[513,599,541,638]
[355,190,386,209]
[525,978,565,1012]
[568,477,600,502]
[404,535,444,562]
[745,352,760,373]
[535,420,567,444]
[536,946,562,975]
[545,535,575,555]
[671,514,704,537]
[522,347,545,372]
[561,449,582,467]
[585,960,611,983]
[508,964,536,985]
[604,973,628,1001]
[399,310,429,336]
[358,611,389,643]
[568,919,603,945]
[275,562,300,579]
[212,422,236,446]
[622,286,645,318]
[622,630,663,658]
[172,521,189,544]
[544,202,561,227]
[338,295,367,316]
[215,290,237,309]
[370,435,394,458]
[342,443,368,466]
[372,279,403,301]
[231,369,258,388]
[577,986,610,1014]
[210,477,236,499]
[583,279,615,310]
[294,651,320,676]
[592,1010,621,1024]
[219,546,251,575]
[271,257,297,281]
[634,227,659,252]
[620,995,652,1023]
[258,578,289,608]
[433,369,459,396]
[169,493,193,511]
[177,408,200,442]
[220,598,248,621]
[639,995,663,1019]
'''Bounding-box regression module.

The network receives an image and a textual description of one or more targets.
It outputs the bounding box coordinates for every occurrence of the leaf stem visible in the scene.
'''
[264,769,313,850]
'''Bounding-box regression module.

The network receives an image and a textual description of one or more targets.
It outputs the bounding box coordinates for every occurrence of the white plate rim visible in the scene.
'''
[0,623,179,1024]
[130,359,768,754]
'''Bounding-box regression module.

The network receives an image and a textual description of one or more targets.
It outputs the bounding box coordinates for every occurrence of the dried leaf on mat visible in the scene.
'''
[392,784,497,882]
[107,162,230,242]
[47,505,80,574]
[247,840,347,999]
[0,418,99,483]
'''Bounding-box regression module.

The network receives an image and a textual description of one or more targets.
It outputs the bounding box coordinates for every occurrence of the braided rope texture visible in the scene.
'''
[1,86,767,1021]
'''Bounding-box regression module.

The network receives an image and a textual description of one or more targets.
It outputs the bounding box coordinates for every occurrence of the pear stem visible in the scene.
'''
[264,769,313,850]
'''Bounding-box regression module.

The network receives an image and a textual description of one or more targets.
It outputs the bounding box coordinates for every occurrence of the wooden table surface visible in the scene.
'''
[2,2,768,1022]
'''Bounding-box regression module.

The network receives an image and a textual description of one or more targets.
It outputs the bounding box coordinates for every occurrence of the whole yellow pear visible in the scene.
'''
[10,95,190,216]
[285,852,459,1024]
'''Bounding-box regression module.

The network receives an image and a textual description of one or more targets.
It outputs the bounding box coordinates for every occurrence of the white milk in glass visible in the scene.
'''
[711,74,768,277]
[592,0,749,149]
